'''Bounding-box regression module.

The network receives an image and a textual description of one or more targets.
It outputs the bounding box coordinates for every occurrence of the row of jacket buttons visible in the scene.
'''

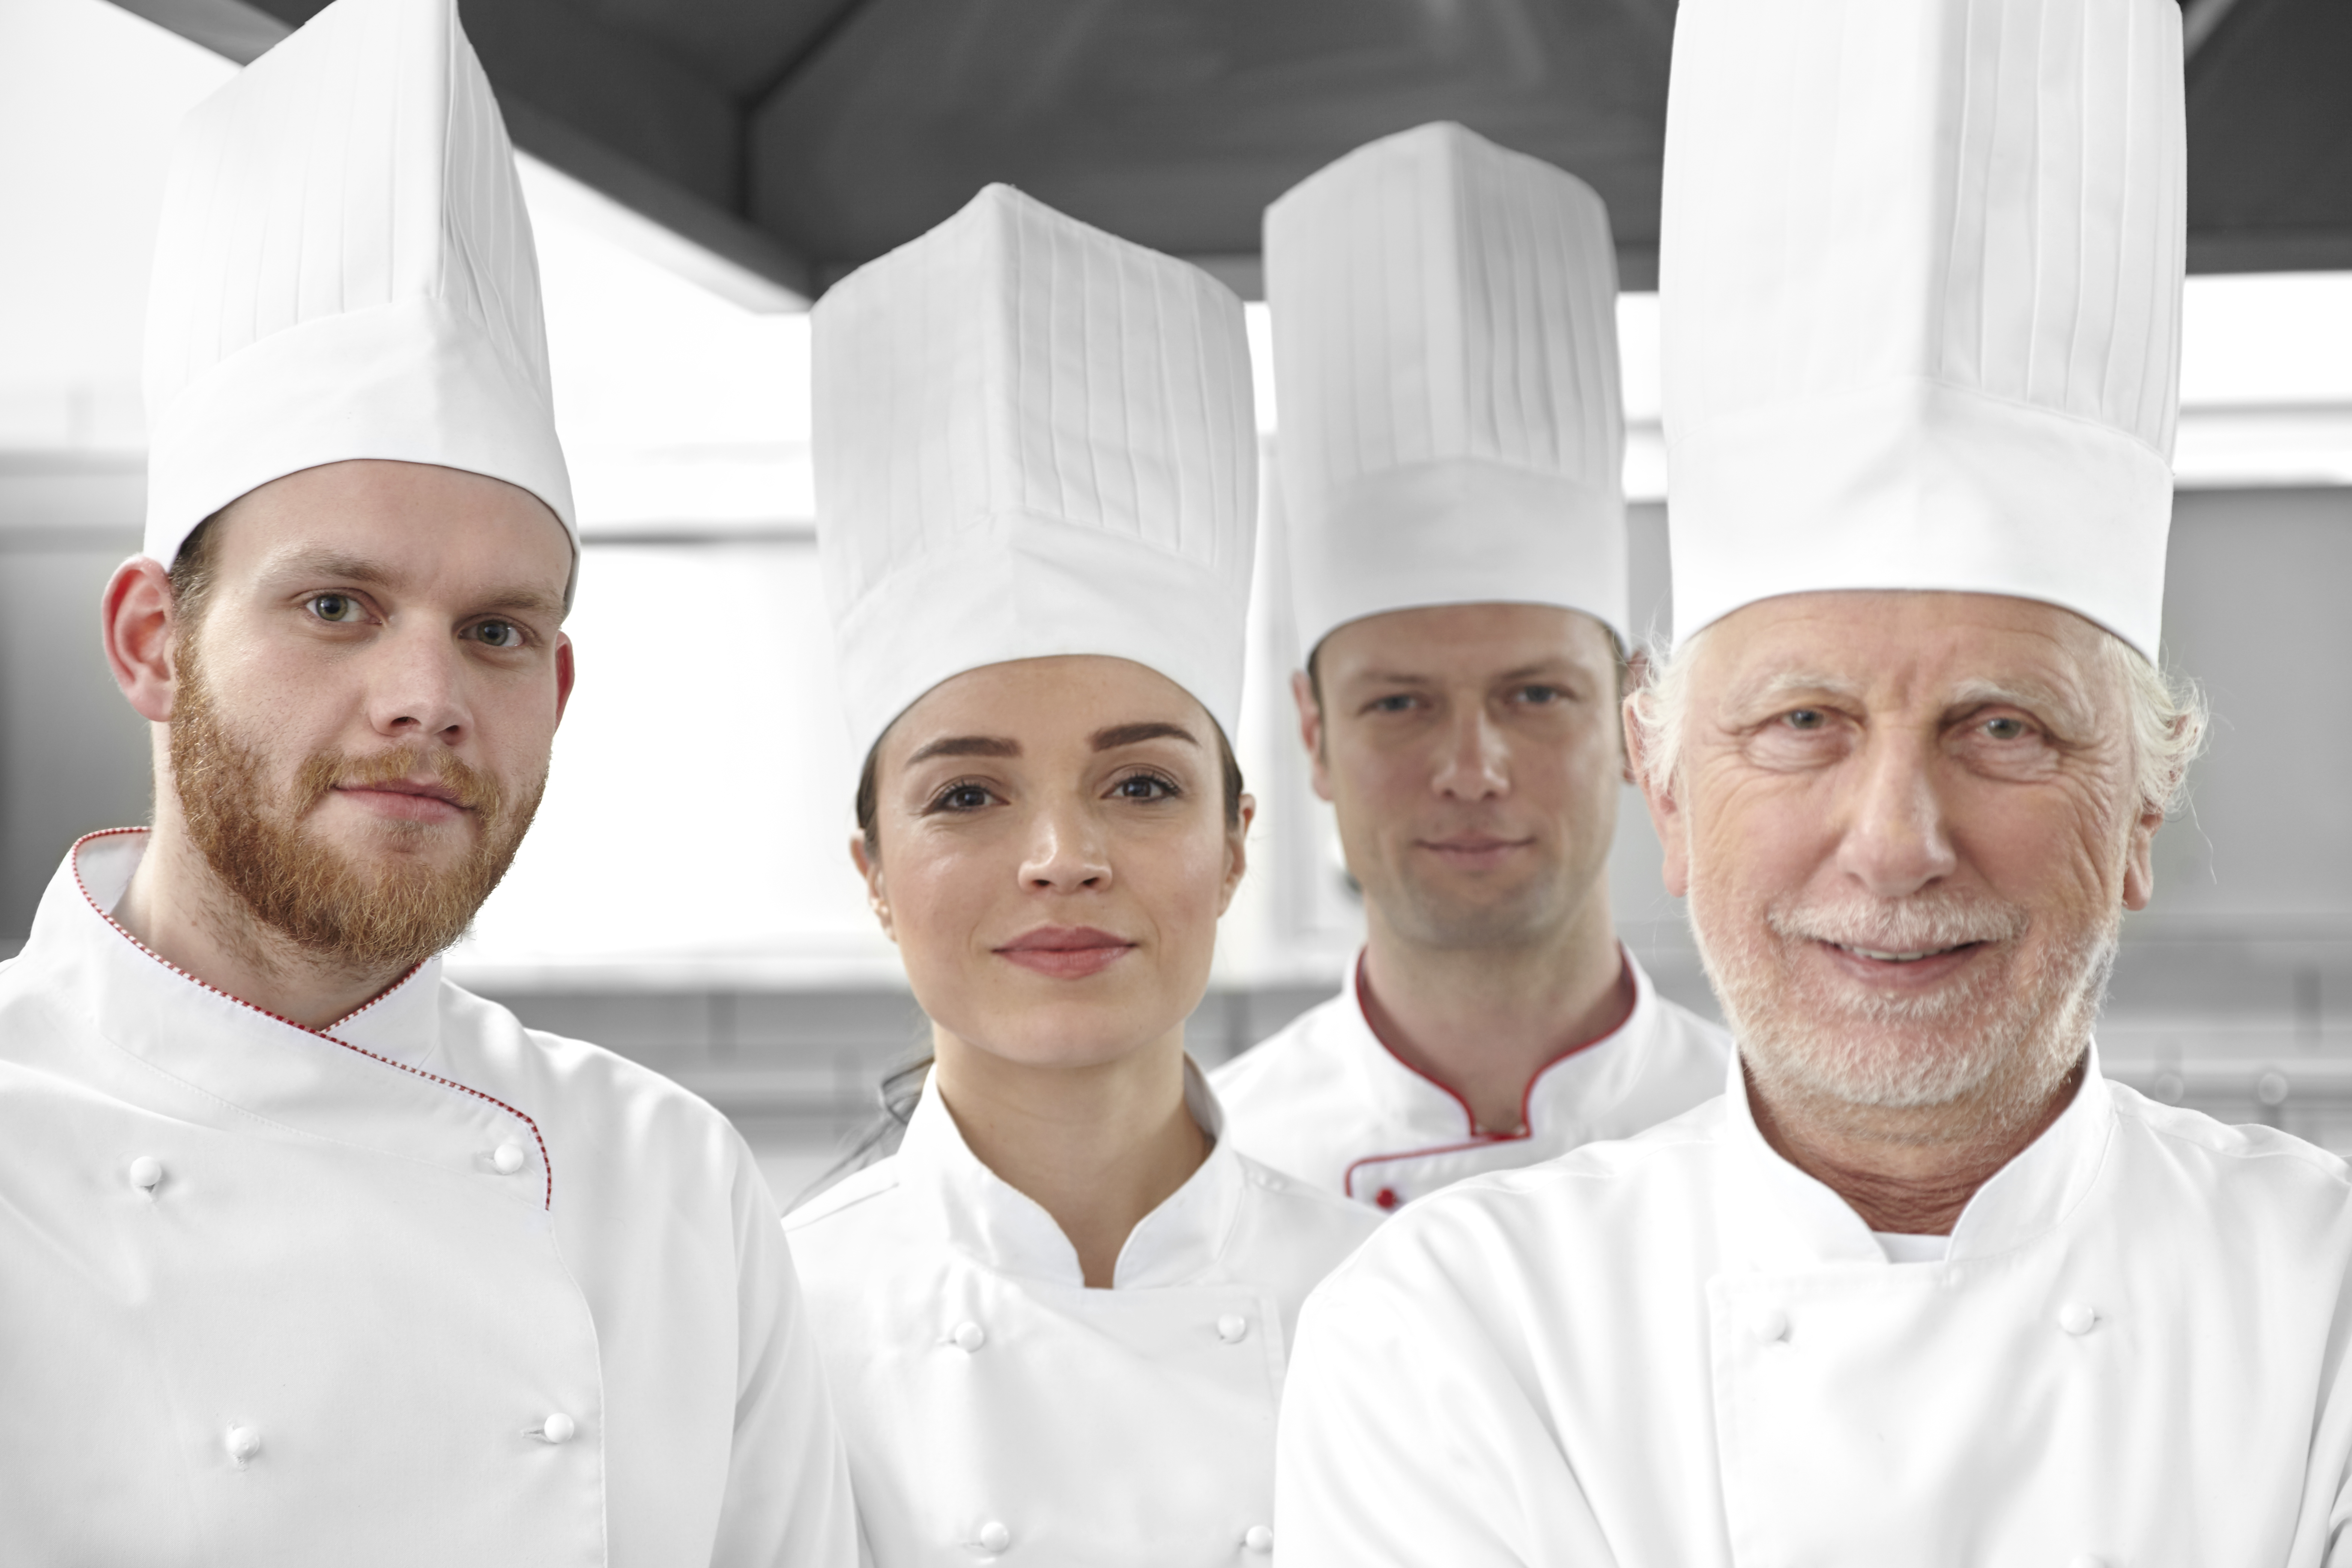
[214,1411,579,1466]
[126,1144,530,1192]
[945,1314,1254,1353]
[963,1521,1273,1556]
[1748,1301,2101,1344]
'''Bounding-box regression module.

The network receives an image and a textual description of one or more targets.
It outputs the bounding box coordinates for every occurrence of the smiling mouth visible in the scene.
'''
[1826,941,1983,963]
[994,930,1136,980]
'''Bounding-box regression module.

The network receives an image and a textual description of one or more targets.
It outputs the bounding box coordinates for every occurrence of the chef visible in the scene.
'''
[783,182,1379,1567]
[1212,122,1728,1211]
[0,0,855,1558]
[1276,2,2352,1562]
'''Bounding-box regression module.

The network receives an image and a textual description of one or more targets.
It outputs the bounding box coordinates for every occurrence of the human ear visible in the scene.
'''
[2120,796,2164,911]
[553,633,577,726]
[103,557,181,724]
[1216,793,1256,916]
[1290,670,1333,803]
[1619,648,1650,784]
[1624,691,1690,897]
[849,834,896,941]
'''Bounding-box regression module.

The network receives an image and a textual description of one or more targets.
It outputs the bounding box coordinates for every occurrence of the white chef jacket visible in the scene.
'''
[1275,1044,2352,1567]
[0,830,857,1566]
[784,1063,1380,1567]
[1210,949,1728,1211]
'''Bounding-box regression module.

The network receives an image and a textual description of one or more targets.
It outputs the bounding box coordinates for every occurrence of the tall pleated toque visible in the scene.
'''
[1266,121,1629,657]
[1661,0,2186,657]
[815,182,1258,763]
[142,0,574,569]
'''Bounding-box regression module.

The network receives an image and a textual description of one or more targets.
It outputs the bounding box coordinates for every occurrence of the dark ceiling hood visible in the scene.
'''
[113,0,2352,302]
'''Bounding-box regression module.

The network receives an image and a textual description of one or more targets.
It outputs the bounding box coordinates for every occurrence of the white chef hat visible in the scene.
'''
[815,184,1259,765]
[1266,121,1627,660]
[142,0,575,574]
[1661,0,2185,658]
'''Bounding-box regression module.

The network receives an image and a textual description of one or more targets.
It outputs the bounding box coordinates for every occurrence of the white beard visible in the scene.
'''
[1690,879,2115,1114]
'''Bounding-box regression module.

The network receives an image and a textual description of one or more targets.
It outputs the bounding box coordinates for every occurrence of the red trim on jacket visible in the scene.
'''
[1341,947,1637,1207]
[69,827,554,1210]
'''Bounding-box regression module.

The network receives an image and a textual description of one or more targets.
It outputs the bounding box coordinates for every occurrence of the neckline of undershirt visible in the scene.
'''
[1873,1230,1951,1264]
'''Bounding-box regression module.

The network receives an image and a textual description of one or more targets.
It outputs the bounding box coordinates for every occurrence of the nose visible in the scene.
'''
[367,622,470,744]
[1432,705,1509,803]
[1834,728,1958,899]
[1018,794,1113,893]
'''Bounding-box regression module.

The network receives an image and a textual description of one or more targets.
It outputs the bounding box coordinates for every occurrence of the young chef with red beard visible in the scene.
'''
[782,183,1379,1567]
[1213,123,1729,1212]
[0,0,854,1557]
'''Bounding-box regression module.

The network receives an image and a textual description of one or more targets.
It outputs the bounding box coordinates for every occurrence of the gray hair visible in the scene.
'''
[1629,618,2209,822]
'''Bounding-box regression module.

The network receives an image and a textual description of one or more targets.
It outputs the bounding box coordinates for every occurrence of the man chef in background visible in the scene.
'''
[0,0,854,1558]
[1213,122,1728,1212]
[1277,1,2352,1561]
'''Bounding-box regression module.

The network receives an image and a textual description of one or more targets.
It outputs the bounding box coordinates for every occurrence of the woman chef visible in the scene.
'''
[783,182,1381,1566]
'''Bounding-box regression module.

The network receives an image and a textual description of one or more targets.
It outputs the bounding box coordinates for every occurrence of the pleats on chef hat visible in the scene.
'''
[1660,0,2185,657]
[1265,121,1627,660]
[142,0,575,571]
[814,184,1258,765]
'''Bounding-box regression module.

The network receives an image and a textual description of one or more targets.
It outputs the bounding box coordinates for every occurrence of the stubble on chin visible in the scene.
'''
[1689,872,2115,1134]
[168,647,545,976]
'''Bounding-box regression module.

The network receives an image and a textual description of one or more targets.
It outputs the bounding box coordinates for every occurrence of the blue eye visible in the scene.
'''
[1784,709,1824,730]
[473,620,523,648]
[308,593,361,624]
[1518,685,1564,705]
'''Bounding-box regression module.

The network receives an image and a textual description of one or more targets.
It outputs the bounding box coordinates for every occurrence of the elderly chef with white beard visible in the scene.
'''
[1276,1,2352,1563]
[783,184,1378,1567]
[0,0,854,1558]
[1213,122,1729,1213]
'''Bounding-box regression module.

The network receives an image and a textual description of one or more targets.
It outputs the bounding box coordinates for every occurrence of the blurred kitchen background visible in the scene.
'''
[6,0,2351,1196]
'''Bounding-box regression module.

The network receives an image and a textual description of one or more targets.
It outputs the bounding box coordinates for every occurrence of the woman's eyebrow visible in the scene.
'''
[906,735,1021,764]
[1091,721,1199,751]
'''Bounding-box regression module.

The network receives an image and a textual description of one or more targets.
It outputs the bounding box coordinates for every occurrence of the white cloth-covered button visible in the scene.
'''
[2058,1302,2098,1336]
[224,1425,260,1466]
[1750,1306,1790,1344]
[1243,1523,1275,1553]
[538,1412,577,1444]
[1216,1314,1249,1344]
[974,1520,1012,1553]
[492,1141,526,1175]
[951,1321,987,1353]
[128,1155,163,1192]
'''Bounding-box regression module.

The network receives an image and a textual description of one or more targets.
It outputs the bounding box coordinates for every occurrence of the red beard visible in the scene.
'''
[168,639,544,974]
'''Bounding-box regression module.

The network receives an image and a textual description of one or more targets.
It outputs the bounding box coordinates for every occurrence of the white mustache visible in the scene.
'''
[1767,891,2027,956]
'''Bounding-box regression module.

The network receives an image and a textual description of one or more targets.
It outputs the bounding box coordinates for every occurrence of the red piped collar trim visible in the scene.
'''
[1341,947,1639,1199]
[69,828,552,1210]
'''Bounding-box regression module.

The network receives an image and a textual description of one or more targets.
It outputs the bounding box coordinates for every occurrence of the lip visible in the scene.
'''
[1811,938,1989,989]
[1417,835,1535,869]
[334,778,469,824]
[994,925,1137,980]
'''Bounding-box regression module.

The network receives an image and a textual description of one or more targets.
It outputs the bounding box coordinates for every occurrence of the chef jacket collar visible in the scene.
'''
[1345,945,1659,1144]
[19,829,550,1209]
[897,1056,1246,1290]
[1717,1039,2116,1271]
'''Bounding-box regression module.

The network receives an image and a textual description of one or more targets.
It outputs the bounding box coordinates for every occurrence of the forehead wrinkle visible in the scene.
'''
[1724,667,1867,713]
